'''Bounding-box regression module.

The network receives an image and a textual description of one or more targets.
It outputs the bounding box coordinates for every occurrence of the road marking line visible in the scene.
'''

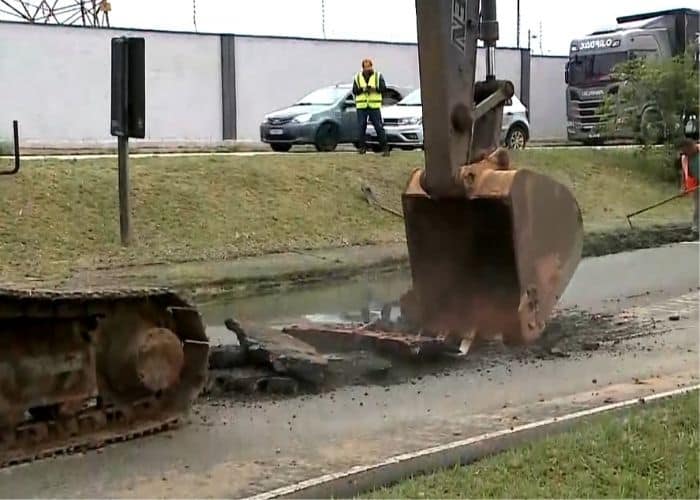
[247,384,699,500]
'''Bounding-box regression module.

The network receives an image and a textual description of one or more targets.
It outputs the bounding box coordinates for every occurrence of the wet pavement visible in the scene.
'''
[0,243,698,498]
[200,243,699,344]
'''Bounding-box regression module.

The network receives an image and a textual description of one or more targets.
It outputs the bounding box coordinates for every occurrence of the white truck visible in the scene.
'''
[565,8,699,144]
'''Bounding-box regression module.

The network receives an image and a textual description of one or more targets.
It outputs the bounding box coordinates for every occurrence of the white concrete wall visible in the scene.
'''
[0,21,569,146]
[0,23,221,145]
[529,56,568,140]
[233,36,420,141]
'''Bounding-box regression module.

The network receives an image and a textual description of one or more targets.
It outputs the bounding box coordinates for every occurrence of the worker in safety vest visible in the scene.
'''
[679,138,699,232]
[352,58,389,156]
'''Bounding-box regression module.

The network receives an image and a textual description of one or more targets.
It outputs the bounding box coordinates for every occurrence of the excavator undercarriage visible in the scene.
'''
[0,288,208,467]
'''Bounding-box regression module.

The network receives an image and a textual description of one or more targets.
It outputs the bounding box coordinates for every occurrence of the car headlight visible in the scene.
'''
[399,117,422,125]
[293,113,313,123]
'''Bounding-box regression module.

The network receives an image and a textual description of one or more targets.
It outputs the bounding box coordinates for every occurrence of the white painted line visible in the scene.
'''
[247,384,700,500]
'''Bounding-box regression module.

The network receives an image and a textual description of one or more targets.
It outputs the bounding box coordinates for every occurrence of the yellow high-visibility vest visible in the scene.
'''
[354,72,383,109]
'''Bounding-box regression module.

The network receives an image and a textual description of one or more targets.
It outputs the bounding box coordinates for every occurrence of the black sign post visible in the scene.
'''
[110,36,145,246]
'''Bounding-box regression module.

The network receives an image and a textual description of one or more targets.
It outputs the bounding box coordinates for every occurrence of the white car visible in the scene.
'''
[366,88,531,150]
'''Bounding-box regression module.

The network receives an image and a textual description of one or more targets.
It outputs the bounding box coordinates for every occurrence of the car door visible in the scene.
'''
[339,93,359,142]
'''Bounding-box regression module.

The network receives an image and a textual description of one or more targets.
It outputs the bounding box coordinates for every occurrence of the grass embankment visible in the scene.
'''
[367,391,699,499]
[0,148,690,281]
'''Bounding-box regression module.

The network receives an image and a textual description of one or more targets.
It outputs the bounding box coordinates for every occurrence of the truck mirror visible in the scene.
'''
[564,62,569,84]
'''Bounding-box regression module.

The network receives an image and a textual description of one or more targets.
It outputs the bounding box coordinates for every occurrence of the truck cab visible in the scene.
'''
[566,8,699,144]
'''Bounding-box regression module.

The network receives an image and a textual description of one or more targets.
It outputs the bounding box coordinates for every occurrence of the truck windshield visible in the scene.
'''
[568,52,628,86]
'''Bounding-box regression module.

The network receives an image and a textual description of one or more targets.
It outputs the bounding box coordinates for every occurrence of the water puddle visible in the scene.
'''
[198,269,411,344]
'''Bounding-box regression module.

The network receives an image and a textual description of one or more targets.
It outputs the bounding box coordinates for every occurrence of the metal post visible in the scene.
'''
[117,136,132,245]
[12,120,19,172]
[516,0,520,48]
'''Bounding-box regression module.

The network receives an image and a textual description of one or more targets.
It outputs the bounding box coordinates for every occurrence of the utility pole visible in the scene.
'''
[192,0,198,32]
[321,0,326,39]
[516,0,520,48]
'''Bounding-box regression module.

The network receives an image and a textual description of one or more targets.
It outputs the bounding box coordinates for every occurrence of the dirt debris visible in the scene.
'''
[203,303,673,403]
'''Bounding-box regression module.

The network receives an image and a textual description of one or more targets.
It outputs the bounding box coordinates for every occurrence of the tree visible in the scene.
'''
[600,45,699,148]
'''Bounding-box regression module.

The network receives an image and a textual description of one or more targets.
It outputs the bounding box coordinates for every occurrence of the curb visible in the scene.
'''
[172,225,696,301]
[246,384,699,500]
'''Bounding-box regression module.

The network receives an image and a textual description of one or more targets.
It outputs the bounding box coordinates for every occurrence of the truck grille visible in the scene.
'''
[383,118,400,125]
[569,99,608,126]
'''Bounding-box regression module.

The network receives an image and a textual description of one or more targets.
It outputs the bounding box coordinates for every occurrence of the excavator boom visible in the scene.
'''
[401,0,584,348]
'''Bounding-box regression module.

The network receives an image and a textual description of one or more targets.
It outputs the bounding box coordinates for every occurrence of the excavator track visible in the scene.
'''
[0,287,209,468]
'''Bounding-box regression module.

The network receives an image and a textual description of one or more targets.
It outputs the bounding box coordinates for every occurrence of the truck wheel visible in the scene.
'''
[314,122,339,152]
[639,109,664,145]
[270,143,292,152]
[505,125,528,149]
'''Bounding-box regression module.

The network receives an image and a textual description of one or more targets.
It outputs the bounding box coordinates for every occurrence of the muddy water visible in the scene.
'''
[198,243,700,345]
[198,269,411,344]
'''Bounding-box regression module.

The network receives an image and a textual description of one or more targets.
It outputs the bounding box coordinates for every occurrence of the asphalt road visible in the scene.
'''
[0,243,698,498]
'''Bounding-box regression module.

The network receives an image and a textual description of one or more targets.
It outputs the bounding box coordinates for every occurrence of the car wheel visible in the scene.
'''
[505,125,528,149]
[270,143,292,152]
[314,122,339,152]
[370,144,384,153]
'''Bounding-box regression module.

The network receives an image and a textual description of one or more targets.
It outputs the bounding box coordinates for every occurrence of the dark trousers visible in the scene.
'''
[357,108,387,150]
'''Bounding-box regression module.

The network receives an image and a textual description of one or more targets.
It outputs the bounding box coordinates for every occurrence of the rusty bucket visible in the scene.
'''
[400,150,583,347]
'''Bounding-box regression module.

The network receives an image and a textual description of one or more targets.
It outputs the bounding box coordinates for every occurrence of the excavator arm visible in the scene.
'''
[416,0,513,197]
[400,0,584,349]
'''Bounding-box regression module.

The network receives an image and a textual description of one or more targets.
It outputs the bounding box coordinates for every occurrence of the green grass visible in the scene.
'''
[0,148,691,281]
[366,391,699,499]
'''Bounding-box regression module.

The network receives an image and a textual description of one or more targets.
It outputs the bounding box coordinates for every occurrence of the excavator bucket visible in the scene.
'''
[400,151,584,347]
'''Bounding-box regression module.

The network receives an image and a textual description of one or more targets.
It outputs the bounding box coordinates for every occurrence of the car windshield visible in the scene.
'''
[397,89,421,106]
[296,87,348,105]
[567,52,627,86]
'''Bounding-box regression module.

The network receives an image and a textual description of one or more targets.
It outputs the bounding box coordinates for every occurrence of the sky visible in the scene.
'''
[3,0,695,55]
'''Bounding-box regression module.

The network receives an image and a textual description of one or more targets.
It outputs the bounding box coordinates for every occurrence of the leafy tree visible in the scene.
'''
[600,45,699,149]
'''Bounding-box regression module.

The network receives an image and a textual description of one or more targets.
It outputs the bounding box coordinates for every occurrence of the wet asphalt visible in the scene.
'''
[0,243,697,498]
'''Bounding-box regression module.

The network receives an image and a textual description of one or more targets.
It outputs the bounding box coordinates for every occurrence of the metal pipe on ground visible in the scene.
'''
[0,120,21,175]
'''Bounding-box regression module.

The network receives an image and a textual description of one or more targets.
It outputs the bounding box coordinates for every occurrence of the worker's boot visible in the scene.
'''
[358,145,367,155]
[382,146,390,157]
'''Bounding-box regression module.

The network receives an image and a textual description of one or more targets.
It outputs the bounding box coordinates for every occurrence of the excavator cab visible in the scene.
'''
[399,0,583,349]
